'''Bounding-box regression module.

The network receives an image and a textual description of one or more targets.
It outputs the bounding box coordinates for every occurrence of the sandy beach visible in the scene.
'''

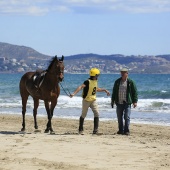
[0,114,170,170]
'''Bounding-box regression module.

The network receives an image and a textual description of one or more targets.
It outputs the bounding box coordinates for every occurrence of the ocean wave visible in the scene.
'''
[1,73,170,126]
[1,95,170,114]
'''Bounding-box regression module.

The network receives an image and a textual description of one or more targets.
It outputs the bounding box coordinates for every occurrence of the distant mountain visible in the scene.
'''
[0,42,170,73]
[64,53,170,74]
[0,42,51,64]
[65,53,170,64]
[156,55,170,61]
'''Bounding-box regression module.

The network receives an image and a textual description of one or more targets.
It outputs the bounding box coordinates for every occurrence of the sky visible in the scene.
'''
[0,0,170,57]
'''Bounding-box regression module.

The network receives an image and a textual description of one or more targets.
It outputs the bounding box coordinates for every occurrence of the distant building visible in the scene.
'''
[0,57,5,64]
[11,58,17,63]
[17,67,24,72]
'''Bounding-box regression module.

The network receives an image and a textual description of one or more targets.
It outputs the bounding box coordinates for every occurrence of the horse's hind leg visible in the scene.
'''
[33,98,39,130]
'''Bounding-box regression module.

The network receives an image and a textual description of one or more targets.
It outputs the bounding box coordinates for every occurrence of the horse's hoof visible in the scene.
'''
[21,128,25,132]
[44,129,49,133]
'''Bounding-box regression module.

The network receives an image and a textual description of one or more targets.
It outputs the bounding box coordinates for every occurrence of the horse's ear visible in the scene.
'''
[55,55,58,59]
[61,55,64,61]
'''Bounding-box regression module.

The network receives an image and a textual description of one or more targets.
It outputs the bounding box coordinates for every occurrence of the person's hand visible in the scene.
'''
[105,90,110,96]
[107,91,110,96]
[70,94,74,98]
[133,103,137,108]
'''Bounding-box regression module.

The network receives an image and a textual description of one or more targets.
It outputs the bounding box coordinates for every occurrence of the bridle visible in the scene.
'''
[59,80,71,97]
[56,61,64,82]
[57,59,71,96]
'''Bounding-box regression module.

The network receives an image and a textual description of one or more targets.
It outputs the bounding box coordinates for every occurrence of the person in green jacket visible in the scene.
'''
[111,68,138,135]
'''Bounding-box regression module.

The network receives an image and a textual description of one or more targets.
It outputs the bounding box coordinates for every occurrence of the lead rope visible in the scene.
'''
[59,80,72,97]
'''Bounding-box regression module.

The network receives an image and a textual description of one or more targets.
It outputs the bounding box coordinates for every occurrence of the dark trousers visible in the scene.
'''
[116,103,131,133]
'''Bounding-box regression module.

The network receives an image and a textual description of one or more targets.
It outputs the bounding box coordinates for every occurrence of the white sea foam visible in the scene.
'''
[1,95,170,113]
[1,73,170,126]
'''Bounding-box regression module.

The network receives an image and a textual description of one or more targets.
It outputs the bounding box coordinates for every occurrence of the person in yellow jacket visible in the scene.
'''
[70,68,110,134]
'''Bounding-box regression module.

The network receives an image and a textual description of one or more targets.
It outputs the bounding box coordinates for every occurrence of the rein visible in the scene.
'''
[59,80,71,97]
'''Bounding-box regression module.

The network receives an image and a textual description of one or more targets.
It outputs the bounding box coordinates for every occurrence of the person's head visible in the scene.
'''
[89,68,100,80]
[120,68,128,79]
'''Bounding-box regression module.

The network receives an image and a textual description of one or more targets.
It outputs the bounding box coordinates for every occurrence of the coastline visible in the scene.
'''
[0,114,170,170]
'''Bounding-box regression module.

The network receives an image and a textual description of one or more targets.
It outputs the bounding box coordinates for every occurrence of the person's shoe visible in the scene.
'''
[92,131,103,135]
[124,132,130,136]
[117,131,124,135]
[93,130,98,134]
[79,130,84,135]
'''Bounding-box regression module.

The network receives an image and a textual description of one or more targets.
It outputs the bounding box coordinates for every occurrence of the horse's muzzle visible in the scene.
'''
[58,73,64,82]
[58,77,64,82]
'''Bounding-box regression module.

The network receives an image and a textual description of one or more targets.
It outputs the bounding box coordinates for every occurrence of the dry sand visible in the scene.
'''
[0,114,170,170]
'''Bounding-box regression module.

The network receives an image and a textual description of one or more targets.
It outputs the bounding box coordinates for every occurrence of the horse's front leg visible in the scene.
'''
[21,96,28,131]
[33,98,39,130]
[50,99,57,118]
[49,100,57,133]
[44,100,53,133]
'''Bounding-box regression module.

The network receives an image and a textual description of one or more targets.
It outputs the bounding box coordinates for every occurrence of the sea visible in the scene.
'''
[0,73,170,126]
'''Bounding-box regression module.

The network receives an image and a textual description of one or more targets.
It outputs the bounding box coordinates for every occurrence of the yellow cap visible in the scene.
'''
[89,68,100,76]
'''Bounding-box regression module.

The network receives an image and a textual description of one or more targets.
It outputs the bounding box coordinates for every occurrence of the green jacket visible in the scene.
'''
[111,77,138,105]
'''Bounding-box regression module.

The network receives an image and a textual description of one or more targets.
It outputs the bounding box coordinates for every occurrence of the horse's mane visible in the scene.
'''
[47,56,58,71]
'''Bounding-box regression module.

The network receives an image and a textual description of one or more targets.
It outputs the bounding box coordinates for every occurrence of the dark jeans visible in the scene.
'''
[116,103,131,133]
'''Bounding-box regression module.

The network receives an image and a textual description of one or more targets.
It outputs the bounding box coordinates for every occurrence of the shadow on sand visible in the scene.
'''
[0,131,31,135]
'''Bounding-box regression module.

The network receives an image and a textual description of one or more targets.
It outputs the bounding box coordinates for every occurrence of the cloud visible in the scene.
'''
[0,0,170,15]
[108,0,170,13]
[0,0,49,15]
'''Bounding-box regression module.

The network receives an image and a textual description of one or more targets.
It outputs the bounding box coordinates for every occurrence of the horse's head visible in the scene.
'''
[47,55,64,82]
[58,55,64,82]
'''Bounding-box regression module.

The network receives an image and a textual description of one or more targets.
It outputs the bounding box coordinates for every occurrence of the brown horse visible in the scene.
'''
[19,55,64,133]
